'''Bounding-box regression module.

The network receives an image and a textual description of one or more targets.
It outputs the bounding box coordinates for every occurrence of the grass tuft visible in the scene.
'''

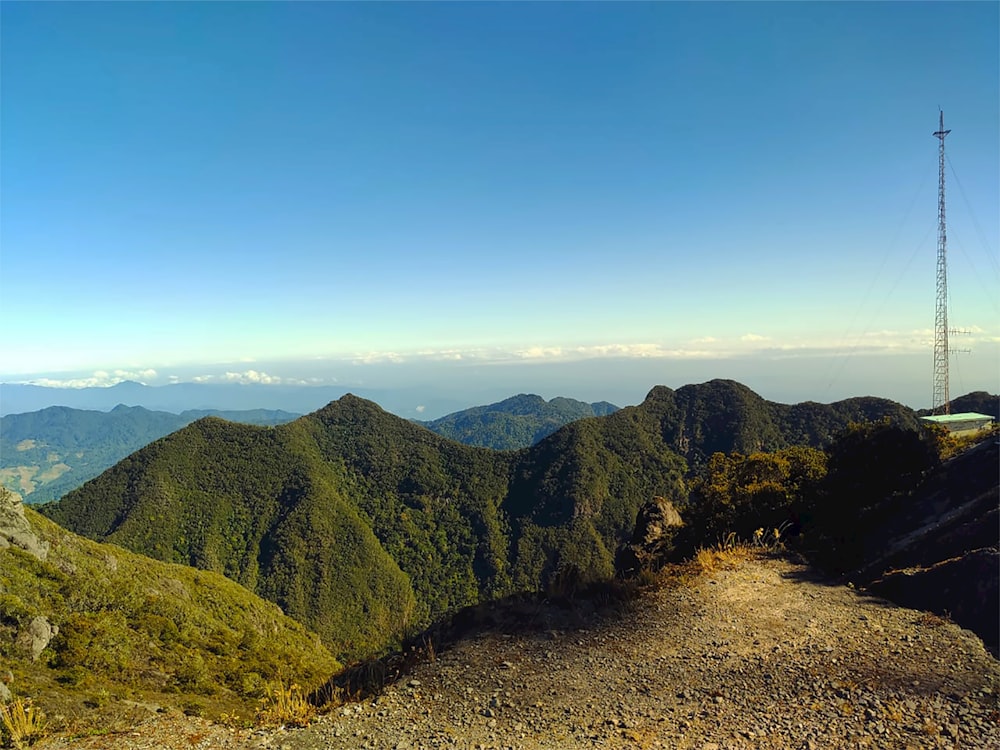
[254,678,315,728]
[1,698,48,749]
[692,526,789,574]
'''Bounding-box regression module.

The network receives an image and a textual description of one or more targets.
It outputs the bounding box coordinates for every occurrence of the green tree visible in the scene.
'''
[685,446,827,546]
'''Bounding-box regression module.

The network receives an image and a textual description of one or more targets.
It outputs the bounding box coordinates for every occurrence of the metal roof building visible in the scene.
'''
[920,412,996,436]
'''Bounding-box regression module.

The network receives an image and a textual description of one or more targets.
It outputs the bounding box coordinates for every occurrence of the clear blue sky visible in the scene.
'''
[2,2,997,410]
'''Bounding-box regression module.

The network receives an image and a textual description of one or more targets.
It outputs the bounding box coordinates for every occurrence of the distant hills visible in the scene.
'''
[417,393,619,450]
[1,405,299,504]
[2,395,615,504]
[0,380,477,419]
[42,379,922,661]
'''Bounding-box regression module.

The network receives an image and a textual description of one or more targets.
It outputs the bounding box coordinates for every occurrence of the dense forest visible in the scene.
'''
[1,405,298,504]
[417,393,618,450]
[42,380,925,661]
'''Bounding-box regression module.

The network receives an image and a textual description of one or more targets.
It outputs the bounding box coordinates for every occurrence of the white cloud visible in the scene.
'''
[415,405,426,413]
[115,368,157,381]
[25,368,158,389]
[351,351,406,365]
[741,333,769,342]
[222,370,282,385]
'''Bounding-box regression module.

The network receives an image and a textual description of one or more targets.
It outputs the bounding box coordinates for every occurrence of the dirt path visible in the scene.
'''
[40,556,1000,749]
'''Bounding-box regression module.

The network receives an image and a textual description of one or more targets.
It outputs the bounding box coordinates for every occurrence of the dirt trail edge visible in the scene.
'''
[42,556,1000,750]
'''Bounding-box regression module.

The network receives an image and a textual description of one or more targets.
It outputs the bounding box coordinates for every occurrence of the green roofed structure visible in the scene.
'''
[921,412,995,436]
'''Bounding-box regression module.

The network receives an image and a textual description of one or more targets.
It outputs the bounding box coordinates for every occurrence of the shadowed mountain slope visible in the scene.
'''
[637,379,920,469]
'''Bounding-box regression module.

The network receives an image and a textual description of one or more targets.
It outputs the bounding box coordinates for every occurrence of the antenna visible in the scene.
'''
[932,111,952,415]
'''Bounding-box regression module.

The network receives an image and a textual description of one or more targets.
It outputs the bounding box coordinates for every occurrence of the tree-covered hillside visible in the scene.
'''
[41,380,920,662]
[417,393,618,450]
[0,404,298,504]
[643,380,920,469]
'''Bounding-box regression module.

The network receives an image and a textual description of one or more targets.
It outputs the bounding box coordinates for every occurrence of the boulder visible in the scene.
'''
[17,615,58,661]
[0,487,49,561]
[615,497,684,576]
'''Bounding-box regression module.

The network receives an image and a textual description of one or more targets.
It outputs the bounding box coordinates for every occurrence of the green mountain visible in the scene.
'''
[643,379,920,469]
[417,393,619,450]
[41,380,919,662]
[0,487,338,727]
[1,404,299,504]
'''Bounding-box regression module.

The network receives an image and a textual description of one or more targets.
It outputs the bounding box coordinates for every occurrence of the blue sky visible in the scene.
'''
[1,2,997,411]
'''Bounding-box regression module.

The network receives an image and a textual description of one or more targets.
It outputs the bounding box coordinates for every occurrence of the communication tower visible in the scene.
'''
[932,111,951,414]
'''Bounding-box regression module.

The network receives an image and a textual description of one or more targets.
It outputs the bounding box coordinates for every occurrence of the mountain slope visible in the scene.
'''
[0,487,338,728]
[41,380,919,662]
[643,379,920,468]
[0,405,298,504]
[417,393,618,450]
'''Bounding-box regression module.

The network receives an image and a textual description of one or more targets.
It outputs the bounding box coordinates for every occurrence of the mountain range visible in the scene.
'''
[2,395,616,504]
[415,393,618,450]
[0,380,487,420]
[1,405,299,504]
[40,379,921,661]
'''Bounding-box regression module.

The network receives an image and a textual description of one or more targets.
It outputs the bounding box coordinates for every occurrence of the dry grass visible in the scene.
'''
[692,542,757,573]
[691,527,789,574]
[1,698,48,749]
[921,718,942,736]
[254,679,315,728]
[915,610,951,628]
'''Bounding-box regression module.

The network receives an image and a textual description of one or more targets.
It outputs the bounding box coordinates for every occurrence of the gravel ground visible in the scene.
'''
[39,556,1000,749]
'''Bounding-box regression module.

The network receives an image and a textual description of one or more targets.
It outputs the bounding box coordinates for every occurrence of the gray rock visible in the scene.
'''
[615,497,684,575]
[18,615,58,661]
[0,487,49,561]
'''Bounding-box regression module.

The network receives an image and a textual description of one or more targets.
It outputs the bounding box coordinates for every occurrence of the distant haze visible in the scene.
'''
[3,347,997,419]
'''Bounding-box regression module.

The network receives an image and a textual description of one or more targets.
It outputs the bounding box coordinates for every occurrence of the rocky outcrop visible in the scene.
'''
[17,615,58,661]
[0,487,49,560]
[615,497,684,576]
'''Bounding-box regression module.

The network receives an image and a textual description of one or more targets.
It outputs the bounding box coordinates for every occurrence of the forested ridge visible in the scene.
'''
[1,404,298,504]
[417,393,619,450]
[41,380,924,661]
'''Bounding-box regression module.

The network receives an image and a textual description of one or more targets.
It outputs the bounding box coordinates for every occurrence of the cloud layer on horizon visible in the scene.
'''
[7,327,996,391]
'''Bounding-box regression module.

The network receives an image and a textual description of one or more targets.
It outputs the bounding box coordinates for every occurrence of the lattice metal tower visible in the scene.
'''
[932,111,951,414]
